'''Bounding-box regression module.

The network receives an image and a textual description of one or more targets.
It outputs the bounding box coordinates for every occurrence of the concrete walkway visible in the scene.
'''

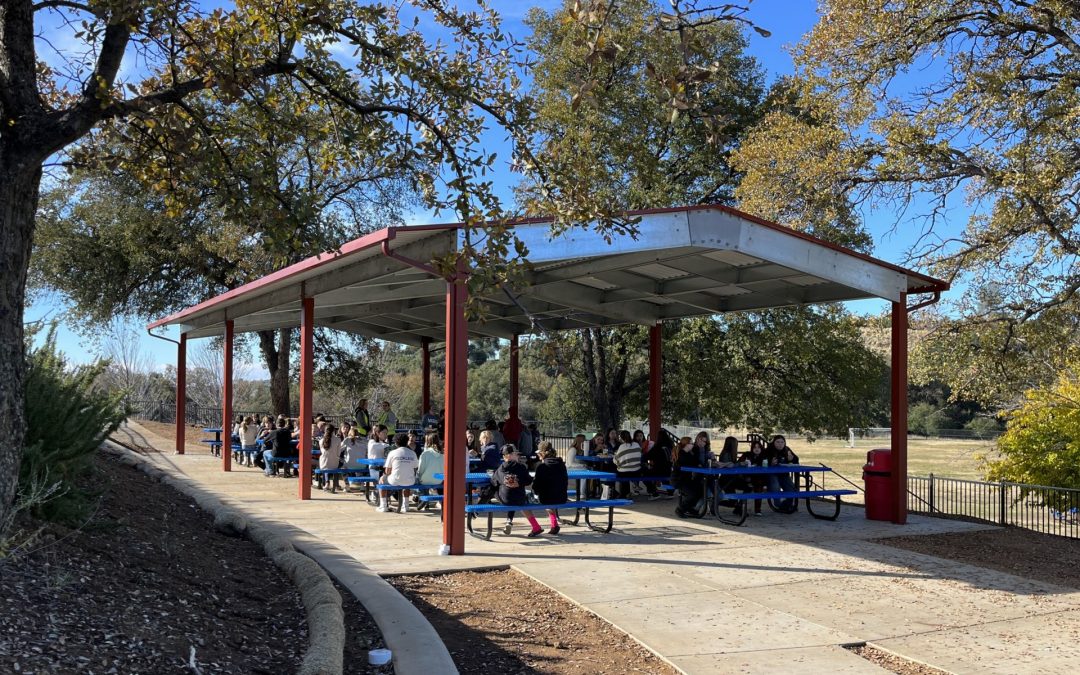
[117,422,1080,674]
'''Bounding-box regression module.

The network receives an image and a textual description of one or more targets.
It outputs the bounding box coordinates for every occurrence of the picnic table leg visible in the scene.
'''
[584,506,616,533]
[805,494,843,521]
[566,478,583,526]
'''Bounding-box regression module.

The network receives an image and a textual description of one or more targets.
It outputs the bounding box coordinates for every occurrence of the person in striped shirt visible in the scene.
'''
[613,429,643,498]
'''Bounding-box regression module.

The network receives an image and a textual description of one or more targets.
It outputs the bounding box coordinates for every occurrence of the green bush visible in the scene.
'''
[20,325,126,524]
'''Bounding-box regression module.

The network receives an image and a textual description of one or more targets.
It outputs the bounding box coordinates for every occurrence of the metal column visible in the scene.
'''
[509,334,520,421]
[222,320,233,472]
[890,295,908,524]
[298,297,314,500]
[176,333,187,455]
[421,337,431,416]
[442,269,468,555]
[648,324,662,442]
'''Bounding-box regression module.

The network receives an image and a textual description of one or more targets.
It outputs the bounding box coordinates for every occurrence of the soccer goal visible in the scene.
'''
[846,427,892,448]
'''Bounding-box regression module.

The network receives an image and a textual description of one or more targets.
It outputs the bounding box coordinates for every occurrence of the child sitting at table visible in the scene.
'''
[531,442,568,534]
[491,444,542,537]
[367,425,390,480]
[265,417,293,478]
[318,424,343,491]
[672,436,703,518]
[642,431,672,500]
[341,425,367,470]
[479,430,501,471]
[738,439,771,516]
[613,430,642,498]
[417,432,444,500]
[769,434,800,514]
[378,433,420,513]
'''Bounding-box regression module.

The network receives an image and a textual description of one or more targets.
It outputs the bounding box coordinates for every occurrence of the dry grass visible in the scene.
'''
[785,436,997,483]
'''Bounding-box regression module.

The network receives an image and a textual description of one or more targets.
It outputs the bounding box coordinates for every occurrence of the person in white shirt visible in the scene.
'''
[379,433,420,513]
[239,416,259,467]
[366,425,389,480]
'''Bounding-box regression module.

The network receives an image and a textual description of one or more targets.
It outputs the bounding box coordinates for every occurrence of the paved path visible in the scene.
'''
[117,422,1080,674]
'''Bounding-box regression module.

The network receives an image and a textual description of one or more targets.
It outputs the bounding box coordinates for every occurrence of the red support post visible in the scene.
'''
[299,296,314,500]
[176,333,187,455]
[222,320,234,472]
[509,334,520,420]
[648,324,662,442]
[890,295,909,524]
[442,266,468,555]
[421,337,431,416]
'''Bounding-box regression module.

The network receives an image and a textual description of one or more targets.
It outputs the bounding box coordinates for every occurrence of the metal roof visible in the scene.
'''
[148,205,948,344]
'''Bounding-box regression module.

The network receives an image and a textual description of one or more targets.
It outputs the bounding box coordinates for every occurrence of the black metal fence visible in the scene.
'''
[908,474,1079,539]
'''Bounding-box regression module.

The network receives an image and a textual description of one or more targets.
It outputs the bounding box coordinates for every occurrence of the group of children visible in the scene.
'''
[233,412,803,532]
[671,433,800,518]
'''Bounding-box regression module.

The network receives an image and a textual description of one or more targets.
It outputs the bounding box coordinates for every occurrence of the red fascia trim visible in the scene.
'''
[146,224,459,330]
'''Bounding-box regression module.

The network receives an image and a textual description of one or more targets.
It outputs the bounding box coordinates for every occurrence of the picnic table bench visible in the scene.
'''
[465,499,633,540]
[681,465,857,525]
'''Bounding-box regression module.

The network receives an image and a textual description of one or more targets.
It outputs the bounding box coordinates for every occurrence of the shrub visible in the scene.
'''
[987,362,1080,492]
[19,325,126,525]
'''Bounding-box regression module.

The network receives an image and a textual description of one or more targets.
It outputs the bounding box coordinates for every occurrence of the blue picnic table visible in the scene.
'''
[680,465,855,524]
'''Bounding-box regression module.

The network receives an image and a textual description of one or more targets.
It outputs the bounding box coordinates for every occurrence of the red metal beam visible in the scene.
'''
[649,324,662,442]
[891,295,908,524]
[222,320,234,472]
[443,266,468,555]
[421,337,431,416]
[509,334,519,419]
[176,333,187,455]
[299,296,314,500]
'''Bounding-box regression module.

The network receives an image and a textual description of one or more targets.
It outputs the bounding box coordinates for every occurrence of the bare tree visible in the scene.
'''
[99,319,154,397]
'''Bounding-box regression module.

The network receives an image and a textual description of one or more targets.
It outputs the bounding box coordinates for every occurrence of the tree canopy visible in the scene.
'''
[517,0,885,435]
[733,0,1080,407]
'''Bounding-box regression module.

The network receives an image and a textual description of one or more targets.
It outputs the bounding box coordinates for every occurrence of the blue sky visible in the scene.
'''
[29,0,928,371]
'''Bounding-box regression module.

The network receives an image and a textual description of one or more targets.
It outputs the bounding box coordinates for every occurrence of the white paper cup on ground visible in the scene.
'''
[368,648,392,666]
[438,544,451,556]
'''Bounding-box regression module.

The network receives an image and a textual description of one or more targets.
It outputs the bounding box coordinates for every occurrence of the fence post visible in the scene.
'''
[928,473,935,513]
[999,480,1007,526]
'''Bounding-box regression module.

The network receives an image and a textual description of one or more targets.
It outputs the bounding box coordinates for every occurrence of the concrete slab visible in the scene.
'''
[583,589,860,657]
[873,608,1080,674]
[671,646,891,674]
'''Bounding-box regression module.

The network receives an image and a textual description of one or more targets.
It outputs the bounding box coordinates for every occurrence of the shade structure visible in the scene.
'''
[151,204,949,539]
[149,206,945,340]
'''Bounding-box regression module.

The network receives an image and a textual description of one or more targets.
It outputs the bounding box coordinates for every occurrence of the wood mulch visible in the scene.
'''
[389,569,677,674]
[0,452,389,674]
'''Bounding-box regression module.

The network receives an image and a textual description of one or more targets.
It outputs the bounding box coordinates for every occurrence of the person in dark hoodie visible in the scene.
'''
[672,436,704,518]
[491,444,542,537]
[531,442,569,535]
[769,435,800,514]
[738,438,772,516]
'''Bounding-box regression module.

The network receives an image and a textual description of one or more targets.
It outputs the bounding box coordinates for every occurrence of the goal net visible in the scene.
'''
[847,427,892,447]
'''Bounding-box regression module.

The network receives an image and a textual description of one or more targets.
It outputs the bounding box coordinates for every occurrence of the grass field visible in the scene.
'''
[783,436,998,483]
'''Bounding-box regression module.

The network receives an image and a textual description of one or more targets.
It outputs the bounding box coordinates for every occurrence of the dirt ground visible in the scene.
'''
[390,568,678,674]
[0,452,389,674]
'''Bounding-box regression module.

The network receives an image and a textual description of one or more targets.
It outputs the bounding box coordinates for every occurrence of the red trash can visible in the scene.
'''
[862,449,893,521]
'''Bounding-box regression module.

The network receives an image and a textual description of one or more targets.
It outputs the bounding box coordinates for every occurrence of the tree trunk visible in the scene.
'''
[259,328,292,416]
[0,154,42,531]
